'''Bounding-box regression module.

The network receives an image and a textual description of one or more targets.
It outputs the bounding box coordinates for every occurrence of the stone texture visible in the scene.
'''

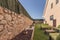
[0,25,4,32]
[3,9,8,13]
[0,15,4,20]
[0,6,33,40]
[4,14,12,21]
[0,20,7,24]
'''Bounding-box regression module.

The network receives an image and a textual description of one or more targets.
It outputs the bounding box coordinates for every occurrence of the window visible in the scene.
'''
[56,0,59,4]
[51,3,53,9]
[50,15,54,20]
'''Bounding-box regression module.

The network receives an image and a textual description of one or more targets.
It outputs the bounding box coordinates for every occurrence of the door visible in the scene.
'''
[53,19,56,27]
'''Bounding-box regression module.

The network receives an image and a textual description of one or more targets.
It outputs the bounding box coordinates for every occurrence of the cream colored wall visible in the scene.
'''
[44,0,60,27]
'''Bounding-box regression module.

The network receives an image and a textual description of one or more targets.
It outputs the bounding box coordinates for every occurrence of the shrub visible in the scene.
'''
[58,25,60,28]
[33,24,49,40]
[56,34,60,40]
[41,24,52,29]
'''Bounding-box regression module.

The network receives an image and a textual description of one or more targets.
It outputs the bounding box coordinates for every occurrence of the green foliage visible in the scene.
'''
[58,25,60,28]
[56,34,60,40]
[41,23,52,29]
[33,24,49,40]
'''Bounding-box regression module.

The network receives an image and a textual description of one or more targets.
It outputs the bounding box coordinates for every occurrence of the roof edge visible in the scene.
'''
[43,0,49,17]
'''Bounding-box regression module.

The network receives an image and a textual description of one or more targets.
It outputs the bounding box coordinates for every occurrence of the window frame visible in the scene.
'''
[51,3,53,9]
[50,15,54,20]
[56,0,59,4]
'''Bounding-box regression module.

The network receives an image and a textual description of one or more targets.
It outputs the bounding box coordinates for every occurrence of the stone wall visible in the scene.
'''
[0,6,33,40]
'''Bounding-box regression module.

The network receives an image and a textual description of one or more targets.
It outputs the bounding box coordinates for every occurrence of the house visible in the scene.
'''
[33,19,44,24]
[43,0,60,27]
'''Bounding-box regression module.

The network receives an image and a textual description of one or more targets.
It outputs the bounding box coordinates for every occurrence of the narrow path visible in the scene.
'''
[11,30,33,40]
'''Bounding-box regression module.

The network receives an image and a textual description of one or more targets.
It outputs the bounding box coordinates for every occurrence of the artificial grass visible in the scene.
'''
[33,24,49,40]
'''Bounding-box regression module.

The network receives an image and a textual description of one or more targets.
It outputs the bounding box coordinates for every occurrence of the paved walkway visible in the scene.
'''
[11,26,34,40]
[11,30,33,40]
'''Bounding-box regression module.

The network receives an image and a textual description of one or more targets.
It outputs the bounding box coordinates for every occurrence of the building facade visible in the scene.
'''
[43,0,60,27]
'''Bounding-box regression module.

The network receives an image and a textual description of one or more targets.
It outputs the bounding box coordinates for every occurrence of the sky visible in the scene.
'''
[19,0,46,19]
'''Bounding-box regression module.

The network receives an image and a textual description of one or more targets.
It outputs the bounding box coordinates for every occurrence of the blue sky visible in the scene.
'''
[19,0,46,19]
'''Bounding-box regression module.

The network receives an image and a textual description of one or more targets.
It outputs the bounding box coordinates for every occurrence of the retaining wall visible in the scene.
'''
[0,6,33,40]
